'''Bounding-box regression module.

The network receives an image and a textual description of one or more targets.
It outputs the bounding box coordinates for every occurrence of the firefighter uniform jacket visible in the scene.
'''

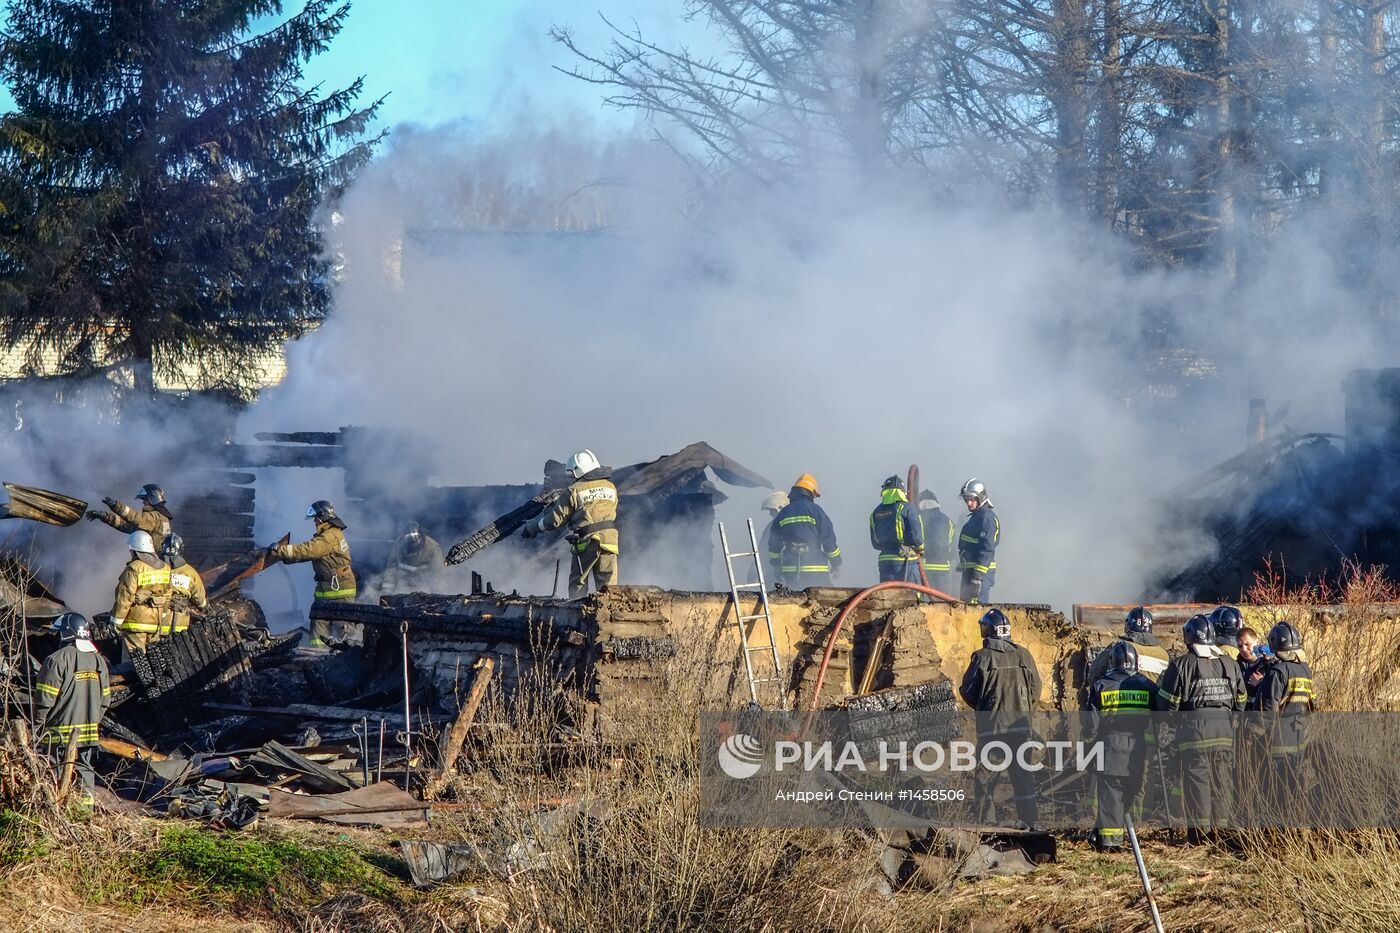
[1248,651,1314,756]
[34,640,111,747]
[279,523,357,599]
[768,488,841,577]
[1088,669,1156,776]
[869,489,924,564]
[168,556,208,633]
[387,533,445,575]
[921,508,956,576]
[959,638,1041,736]
[1086,632,1172,687]
[112,555,174,635]
[93,501,171,538]
[540,469,620,556]
[958,503,999,583]
[1153,645,1247,751]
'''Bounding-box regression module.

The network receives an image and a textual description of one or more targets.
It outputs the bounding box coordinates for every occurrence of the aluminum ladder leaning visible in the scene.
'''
[718,519,787,709]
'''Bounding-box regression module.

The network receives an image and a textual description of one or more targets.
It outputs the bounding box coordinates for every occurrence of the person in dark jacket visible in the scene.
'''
[960,608,1041,827]
[1237,627,1270,702]
[869,475,924,582]
[1247,621,1315,815]
[767,474,841,589]
[917,490,956,595]
[34,612,111,800]
[1153,614,1247,844]
[957,478,999,603]
[1088,641,1156,850]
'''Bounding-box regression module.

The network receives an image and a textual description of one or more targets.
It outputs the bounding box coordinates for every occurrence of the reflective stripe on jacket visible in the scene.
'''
[113,557,173,633]
[283,523,357,599]
[920,508,955,572]
[768,488,840,573]
[34,643,110,747]
[958,503,999,575]
[540,471,620,554]
[869,489,924,560]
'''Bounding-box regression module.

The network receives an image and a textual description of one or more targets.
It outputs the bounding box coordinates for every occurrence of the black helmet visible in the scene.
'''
[136,483,167,507]
[881,475,905,492]
[1268,621,1302,653]
[979,608,1011,640]
[1108,640,1139,674]
[52,611,91,642]
[306,500,346,529]
[160,533,184,559]
[918,490,941,510]
[1183,614,1215,647]
[1125,606,1153,635]
[1209,605,1243,639]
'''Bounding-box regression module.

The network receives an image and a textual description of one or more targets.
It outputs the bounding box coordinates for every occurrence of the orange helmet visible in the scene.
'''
[792,473,821,497]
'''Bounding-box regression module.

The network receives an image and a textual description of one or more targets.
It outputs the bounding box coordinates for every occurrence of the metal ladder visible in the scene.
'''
[719,519,787,709]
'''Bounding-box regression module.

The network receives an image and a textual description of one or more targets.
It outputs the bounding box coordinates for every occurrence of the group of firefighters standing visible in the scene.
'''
[961,603,1316,850]
[760,472,999,603]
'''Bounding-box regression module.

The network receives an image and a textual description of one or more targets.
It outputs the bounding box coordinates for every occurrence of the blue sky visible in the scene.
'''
[301,0,700,131]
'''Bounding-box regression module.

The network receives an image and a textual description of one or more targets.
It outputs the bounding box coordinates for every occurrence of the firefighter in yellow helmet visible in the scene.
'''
[162,534,207,634]
[767,473,841,589]
[111,529,174,657]
[273,500,356,647]
[522,449,619,598]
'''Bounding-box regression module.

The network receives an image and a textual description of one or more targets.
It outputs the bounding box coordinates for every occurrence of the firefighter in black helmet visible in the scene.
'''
[1085,606,1173,690]
[1209,605,1244,660]
[869,475,924,583]
[273,500,356,647]
[960,608,1041,827]
[1247,621,1315,816]
[1153,614,1247,844]
[1088,641,1156,850]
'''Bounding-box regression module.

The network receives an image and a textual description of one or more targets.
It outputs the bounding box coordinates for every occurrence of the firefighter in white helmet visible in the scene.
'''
[110,529,174,656]
[522,449,619,598]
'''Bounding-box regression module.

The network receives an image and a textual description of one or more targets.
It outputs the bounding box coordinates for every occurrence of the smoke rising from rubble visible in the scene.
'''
[240,107,1397,612]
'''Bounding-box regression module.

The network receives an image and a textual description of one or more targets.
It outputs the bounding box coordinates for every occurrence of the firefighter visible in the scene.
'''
[1209,605,1243,660]
[752,490,789,584]
[521,449,619,598]
[869,476,924,582]
[959,608,1041,828]
[766,473,841,589]
[34,612,111,801]
[273,500,356,647]
[163,534,207,635]
[85,483,173,538]
[381,521,444,593]
[1248,621,1315,815]
[111,529,174,656]
[1153,614,1247,845]
[1088,641,1156,850]
[1085,606,1173,687]
[957,478,999,604]
[917,490,956,595]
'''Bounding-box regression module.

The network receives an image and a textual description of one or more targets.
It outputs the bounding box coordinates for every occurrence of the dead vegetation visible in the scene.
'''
[5,572,1400,930]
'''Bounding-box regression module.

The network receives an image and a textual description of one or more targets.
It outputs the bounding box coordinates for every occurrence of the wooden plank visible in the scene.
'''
[1072,603,1218,631]
[251,740,356,793]
[427,657,494,797]
[205,701,406,725]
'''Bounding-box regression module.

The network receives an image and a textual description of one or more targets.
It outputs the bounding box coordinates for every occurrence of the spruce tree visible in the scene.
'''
[0,1,382,398]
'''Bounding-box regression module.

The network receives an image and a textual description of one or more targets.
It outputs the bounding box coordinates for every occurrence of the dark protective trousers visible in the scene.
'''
[47,745,98,797]
[877,555,921,583]
[1095,774,1133,848]
[570,538,618,599]
[959,570,995,603]
[973,736,1038,828]
[1181,747,1235,830]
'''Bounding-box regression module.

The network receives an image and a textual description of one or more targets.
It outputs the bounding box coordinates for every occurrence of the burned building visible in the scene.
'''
[1153,367,1400,601]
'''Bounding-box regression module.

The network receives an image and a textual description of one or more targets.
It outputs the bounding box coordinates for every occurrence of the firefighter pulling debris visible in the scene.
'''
[272,499,356,646]
[86,483,173,538]
[520,449,619,598]
[380,521,443,593]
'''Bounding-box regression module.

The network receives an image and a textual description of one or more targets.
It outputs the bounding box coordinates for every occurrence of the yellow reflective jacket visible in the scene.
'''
[540,473,619,554]
[168,558,208,633]
[112,556,174,635]
[94,501,172,538]
[280,523,356,598]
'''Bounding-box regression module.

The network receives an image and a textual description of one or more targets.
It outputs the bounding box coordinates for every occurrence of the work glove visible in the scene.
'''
[267,544,286,561]
[521,523,540,540]
[969,597,981,606]
[84,510,101,522]
[102,497,119,510]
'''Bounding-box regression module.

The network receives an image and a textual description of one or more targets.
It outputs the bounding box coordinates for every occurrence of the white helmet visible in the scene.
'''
[761,490,789,514]
[566,449,601,478]
[127,529,155,554]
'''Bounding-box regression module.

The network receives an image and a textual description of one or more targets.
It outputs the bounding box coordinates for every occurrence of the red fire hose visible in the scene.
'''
[801,580,961,735]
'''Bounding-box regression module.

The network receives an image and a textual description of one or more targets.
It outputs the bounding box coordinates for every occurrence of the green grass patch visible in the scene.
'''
[0,808,52,866]
[134,826,395,906]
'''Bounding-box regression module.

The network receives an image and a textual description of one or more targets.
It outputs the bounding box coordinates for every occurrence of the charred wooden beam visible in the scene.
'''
[253,431,343,445]
[444,488,565,564]
[308,597,586,644]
